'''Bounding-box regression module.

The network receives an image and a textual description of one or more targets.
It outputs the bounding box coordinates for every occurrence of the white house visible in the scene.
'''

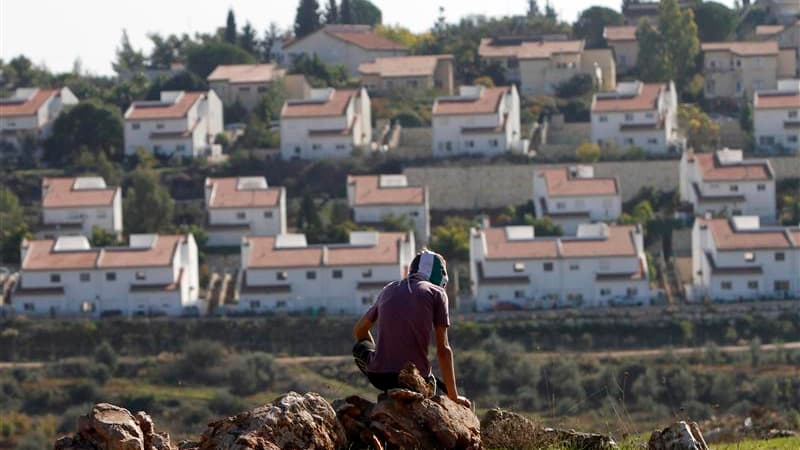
[470,223,652,310]
[124,90,223,158]
[207,64,310,110]
[277,25,409,76]
[689,216,800,302]
[533,166,622,235]
[358,54,455,95]
[39,177,123,238]
[279,87,371,160]
[431,85,527,157]
[0,87,78,154]
[591,81,683,154]
[12,233,200,317]
[347,174,430,243]
[204,177,287,247]
[236,231,415,315]
[753,80,800,153]
[679,149,777,222]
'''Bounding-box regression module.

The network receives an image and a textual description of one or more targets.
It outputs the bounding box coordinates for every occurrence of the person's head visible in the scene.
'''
[408,249,448,288]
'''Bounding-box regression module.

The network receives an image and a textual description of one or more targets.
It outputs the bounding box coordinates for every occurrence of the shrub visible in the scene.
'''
[576,142,601,162]
[228,352,276,396]
[208,391,246,416]
[555,74,595,98]
[94,341,119,372]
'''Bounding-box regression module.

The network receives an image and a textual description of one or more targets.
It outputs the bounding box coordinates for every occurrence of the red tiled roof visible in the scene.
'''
[206,178,282,208]
[98,235,182,268]
[246,236,323,268]
[702,41,779,56]
[246,232,407,268]
[604,26,638,41]
[433,86,508,116]
[22,240,99,271]
[42,178,117,208]
[327,232,406,266]
[592,83,664,112]
[348,175,424,206]
[482,228,559,260]
[478,38,584,60]
[693,153,772,181]
[754,91,800,109]
[560,226,639,257]
[358,55,451,77]
[328,30,407,50]
[481,225,639,260]
[702,218,793,250]
[126,92,204,120]
[755,25,785,36]
[281,89,356,118]
[539,168,618,197]
[0,89,58,117]
[207,64,284,83]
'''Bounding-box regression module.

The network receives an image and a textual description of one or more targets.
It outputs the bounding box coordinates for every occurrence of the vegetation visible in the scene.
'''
[636,0,700,90]
[678,104,721,151]
[123,159,176,234]
[44,100,125,164]
[576,142,602,163]
[693,1,737,42]
[573,6,624,49]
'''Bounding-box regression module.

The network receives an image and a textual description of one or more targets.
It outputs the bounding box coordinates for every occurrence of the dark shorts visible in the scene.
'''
[352,340,447,395]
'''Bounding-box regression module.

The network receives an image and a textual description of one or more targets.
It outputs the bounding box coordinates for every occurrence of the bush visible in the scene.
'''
[91,363,112,385]
[66,382,102,406]
[392,111,424,127]
[94,341,119,372]
[555,74,595,98]
[228,352,276,396]
[576,142,601,162]
[208,391,247,416]
[176,340,229,383]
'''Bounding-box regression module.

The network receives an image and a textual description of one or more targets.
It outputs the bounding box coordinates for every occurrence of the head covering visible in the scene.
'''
[409,250,448,288]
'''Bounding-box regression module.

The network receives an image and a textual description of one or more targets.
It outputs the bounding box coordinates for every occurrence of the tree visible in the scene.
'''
[555,73,595,98]
[430,217,471,262]
[527,0,541,17]
[0,188,29,265]
[636,0,700,89]
[375,25,420,48]
[325,0,339,24]
[351,0,382,26]
[261,23,282,62]
[340,0,353,24]
[678,104,720,151]
[146,71,208,100]
[693,2,737,42]
[544,1,557,21]
[295,0,322,38]
[44,100,124,164]
[240,22,258,55]
[185,41,256,78]
[113,30,146,76]
[574,7,624,49]
[297,190,324,243]
[224,9,238,44]
[147,33,189,69]
[290,54,348,87]
[124,165,175,233]
[576,142,601,162]
[90,227,123,247]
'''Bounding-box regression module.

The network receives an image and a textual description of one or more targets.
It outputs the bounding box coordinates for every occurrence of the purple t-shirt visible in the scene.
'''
[365,277,450,376]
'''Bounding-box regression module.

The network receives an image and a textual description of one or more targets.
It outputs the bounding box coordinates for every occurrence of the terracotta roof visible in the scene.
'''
[592,83,664,112]
[348,175,424,206]
[481,225,639,260]
[281,89,356,118]
[327,232,406,266]
[538,167,618,197]
[693,152,772,181]
[327,30,407,50]
[358,54,451,78]
[0,89,59,117]
[478,38,584,60]
[42,178,117,208]
[433,86,508,116]
[21,235,187,271]
[246,237,323,268]
[206,178,282,208]
[126,92,205,120]
[207,64,284,83]
[754,91,800,109]
[701,41,779,56]
[604,26,638,42]
[755,25,785,36]
[702,218,793,250]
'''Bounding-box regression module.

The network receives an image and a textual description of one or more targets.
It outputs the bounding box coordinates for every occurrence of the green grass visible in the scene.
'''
[714,436,800,450]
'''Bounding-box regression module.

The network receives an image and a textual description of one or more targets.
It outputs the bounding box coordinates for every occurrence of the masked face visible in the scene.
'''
[419,251,448,288]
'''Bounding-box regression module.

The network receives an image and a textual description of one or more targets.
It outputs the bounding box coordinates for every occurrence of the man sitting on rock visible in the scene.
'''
[352,250,471,408]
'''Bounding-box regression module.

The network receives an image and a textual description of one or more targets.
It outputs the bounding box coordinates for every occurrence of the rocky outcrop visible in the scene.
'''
[336,363,481,450]
[184,392,346,450]
[53,403,174,450]
[648,421,709,450]
[481,408,617,450]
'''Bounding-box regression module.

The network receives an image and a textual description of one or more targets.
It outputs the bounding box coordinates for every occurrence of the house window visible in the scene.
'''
[250,300,261,309]
[106,272,117,281]
[408,80,419,88]
[294,146,301,153]
[135,272,146,281]
[80,273,91,282]
[50,274,61,283]
[543,262,554,272]
[759,136,775,145]
[156,123,164,129]
[721,281,732,290]
[789,111,799,119]
[624,113,634,121]
[153,145,162,153]
[513,262,525,272]
[556,202,566,210]
[24,303,35,311]
[362,269,373,278]
[236,212,246,220]
[775,252,785,261]
[445,141,452,151]
[647,138,658,145]
[336,144,346,150]
[645,112,654,119]
[569,263,579,271]
[747,281,759,290]
[132,123,141,130]
[757,184,766,191]
[626,287,638,297]
[514,290,525,299]
[465,140,474,148]
[312,143,322,150]
[600,288,611,296]
[789,135,798,144]
[774,280,790,292]
[276,271,288,281]
[598,115,608,122]
[306,271,316,280]
[625,138,634,145]
[333,269,343,279]
[362,296,374,305]
[729,185,739,192]
[264,211,273,219]
[239,86,251,92]
[744,252,756,262]
[96,210,107,218]
[257,86,268,93]
[276,300,287,308]
[176,144,186,152]
[489,139,499,148]
[410,211,419,217]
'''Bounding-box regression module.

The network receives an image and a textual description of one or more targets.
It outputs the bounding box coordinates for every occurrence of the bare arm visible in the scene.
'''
[353,315,374,344]
[435,325,470,408]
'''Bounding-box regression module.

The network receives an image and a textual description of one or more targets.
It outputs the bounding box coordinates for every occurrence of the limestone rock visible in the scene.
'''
[190,391,346,450]
[648,421,709,450]
[53,403,174,450]
[481,408,617,450]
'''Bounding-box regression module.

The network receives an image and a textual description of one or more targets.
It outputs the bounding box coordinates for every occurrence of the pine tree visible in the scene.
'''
[636,0,700,89]
[325,0,339,24]
[112,30,145,75]
[340,0,353,24]
[225,9,237,44]
[240,22,257,55]
[528,0,541,17]
[295,0,322,38]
